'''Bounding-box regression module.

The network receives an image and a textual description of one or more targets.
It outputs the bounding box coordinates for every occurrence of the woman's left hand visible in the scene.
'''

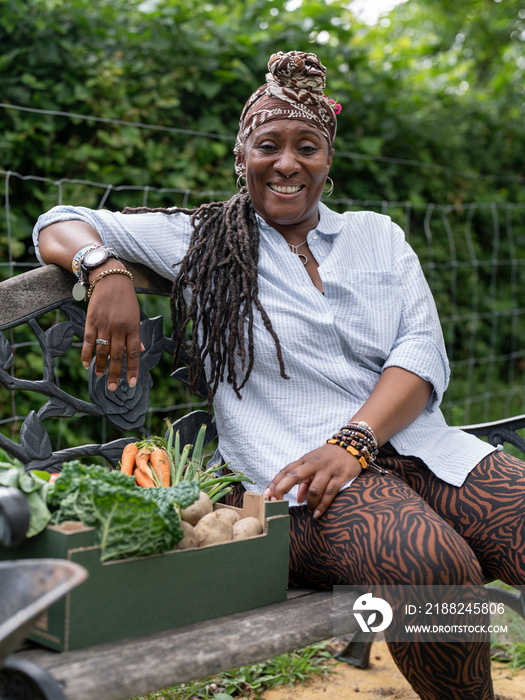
[264,443,362,519]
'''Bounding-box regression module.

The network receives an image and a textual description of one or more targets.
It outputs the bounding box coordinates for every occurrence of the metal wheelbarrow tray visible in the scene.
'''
[0,559,87,700]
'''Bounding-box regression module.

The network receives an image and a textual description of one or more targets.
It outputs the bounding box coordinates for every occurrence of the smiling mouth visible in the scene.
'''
[268,184,304,194]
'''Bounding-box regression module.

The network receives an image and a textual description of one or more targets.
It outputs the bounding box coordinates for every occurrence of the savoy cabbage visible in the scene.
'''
[48,461,199,561]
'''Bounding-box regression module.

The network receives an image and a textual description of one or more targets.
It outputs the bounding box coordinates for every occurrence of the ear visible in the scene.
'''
[327,147,334,170]
[235,151,246,174]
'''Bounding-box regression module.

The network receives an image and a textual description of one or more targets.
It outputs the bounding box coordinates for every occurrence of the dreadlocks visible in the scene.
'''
[123,191,288,408]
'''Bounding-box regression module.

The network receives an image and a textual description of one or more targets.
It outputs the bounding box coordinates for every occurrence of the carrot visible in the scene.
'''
[135,466,156,488]
[135,447,152,471]
[120,442,139,476]
[150,448,170,487]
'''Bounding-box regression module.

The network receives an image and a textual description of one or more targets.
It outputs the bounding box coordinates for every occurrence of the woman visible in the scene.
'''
[34,51,524,699]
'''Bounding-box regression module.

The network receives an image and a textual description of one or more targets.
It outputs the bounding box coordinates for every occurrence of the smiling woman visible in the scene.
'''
[33,49,525,700]
[240,121,333,281]
[233,51,336,291]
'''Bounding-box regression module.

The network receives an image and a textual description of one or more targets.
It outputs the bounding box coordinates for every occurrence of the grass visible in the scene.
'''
[128,641,337,700]
[488,581,525,671]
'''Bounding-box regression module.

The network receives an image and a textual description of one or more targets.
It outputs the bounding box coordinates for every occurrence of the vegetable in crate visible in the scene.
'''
[48,461,199,562]
[0,451,52,538]
[119,423,254,501]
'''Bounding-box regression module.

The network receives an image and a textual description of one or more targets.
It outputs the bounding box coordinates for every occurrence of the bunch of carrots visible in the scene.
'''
[118,422,253,501]
[120,439,170,488]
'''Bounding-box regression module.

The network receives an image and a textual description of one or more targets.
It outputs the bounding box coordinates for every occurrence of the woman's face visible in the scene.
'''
[239,119,334,238]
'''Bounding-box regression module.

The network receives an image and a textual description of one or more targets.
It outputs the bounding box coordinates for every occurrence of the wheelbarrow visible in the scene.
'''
[0,487,88,699]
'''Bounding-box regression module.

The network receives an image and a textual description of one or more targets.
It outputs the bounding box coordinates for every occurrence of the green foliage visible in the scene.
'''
[488,581,525,671]
[48,460,198,560]
[0,450,52,536]
[2,0,523,212]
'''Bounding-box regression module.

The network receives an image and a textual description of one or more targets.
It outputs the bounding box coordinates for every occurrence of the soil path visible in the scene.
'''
[260,641,525,700]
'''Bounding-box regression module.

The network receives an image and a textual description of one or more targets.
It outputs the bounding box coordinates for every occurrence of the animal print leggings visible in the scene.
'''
[223,443,525,700]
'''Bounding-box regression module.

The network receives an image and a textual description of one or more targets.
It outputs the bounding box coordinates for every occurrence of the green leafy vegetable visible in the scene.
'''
[0,455,52,537]
[48,461,199,562]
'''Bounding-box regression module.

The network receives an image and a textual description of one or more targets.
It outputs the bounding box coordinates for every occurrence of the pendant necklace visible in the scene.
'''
[289,239,308,266]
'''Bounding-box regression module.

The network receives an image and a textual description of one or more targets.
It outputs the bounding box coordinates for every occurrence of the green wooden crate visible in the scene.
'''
[0,493,289,651]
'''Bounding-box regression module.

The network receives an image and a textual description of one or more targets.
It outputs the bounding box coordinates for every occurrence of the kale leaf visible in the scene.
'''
[48,461,199,562]
[0,455,52,537]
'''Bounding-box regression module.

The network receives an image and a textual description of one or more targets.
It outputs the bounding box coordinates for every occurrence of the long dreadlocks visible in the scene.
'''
[123,191,288,408]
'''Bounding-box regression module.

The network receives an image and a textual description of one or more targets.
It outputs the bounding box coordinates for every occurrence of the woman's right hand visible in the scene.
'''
[81,269,142,390]
[38,220,143,390]
[264,443,362,518]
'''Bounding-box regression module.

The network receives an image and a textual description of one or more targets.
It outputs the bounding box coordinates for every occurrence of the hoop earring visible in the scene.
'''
[323,176,334,197]
[236,174,245,191]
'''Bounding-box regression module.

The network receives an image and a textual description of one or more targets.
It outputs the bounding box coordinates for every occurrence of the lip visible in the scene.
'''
[268,183,305,195]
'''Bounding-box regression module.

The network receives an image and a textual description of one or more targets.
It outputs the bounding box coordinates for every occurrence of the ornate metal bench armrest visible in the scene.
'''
[0,264,214,471]
[460,414,525,458]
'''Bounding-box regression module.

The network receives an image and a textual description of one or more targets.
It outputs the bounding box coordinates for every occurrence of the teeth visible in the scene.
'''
[269,184,302,194]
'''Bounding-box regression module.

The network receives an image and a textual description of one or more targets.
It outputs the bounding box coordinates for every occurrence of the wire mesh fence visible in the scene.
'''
[2,169,525,447]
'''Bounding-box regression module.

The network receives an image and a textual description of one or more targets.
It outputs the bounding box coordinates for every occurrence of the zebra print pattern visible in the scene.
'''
[223,445,525,698]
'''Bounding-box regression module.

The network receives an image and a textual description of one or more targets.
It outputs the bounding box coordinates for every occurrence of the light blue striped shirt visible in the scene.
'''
[33,203,494,505]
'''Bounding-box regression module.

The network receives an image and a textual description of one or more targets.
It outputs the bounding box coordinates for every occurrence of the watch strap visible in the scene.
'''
[72,244,101,279]
[80,246,120,277]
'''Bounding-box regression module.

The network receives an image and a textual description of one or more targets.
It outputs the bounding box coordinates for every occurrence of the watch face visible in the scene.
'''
[83,248,107,267]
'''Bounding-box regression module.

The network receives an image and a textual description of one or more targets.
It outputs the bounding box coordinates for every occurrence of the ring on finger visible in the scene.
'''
[95,338,110,346]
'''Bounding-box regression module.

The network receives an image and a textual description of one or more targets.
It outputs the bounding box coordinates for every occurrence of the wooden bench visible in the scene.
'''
[1,263,524,700]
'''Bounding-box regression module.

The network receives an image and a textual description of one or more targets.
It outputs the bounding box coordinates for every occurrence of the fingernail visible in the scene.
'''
[129,377,137,387]
[264,488,271,498]
[82,361,89,369]
[313,510,321,519]
[108,382,117,391]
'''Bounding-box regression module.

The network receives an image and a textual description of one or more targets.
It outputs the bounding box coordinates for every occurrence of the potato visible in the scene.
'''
[180,490,213,525]
[194,511,233,546]
[176,521,200,550]
[213,508,241,526]
[232,516,263,540]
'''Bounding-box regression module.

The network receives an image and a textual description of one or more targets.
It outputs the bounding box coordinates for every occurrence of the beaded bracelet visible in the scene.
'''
[329,430,378,459]
[326,438,369,469]
[87,268,134,299]
[326,420,379,470]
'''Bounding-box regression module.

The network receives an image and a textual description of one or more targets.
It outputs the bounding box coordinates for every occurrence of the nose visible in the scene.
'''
[275,148,299,178]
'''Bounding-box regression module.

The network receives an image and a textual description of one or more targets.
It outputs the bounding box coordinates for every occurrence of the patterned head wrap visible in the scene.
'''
[234,51,339,175]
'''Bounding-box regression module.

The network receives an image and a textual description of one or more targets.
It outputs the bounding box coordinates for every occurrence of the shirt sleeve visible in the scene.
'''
[32,205,193,280]
[382,222,450,410]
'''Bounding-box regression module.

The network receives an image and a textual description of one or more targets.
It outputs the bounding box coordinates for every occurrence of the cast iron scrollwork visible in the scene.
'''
[0,302,178,471]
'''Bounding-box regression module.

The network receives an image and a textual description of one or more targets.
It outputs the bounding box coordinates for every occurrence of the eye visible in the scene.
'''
[258,142,278,153]
[298,144,318,155]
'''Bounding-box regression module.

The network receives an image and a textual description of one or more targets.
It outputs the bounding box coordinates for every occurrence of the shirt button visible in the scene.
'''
[402,443,408,449]
[312,234,318,240]
[325,268,332,273]
[335,356,343,363]
[319,252,326,257]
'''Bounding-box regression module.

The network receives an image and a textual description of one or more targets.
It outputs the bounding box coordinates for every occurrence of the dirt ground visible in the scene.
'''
[260,640,525,700]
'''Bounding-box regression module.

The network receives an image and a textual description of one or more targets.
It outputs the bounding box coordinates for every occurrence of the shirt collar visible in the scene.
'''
[316,202,344,236]
[255,201,344,237]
